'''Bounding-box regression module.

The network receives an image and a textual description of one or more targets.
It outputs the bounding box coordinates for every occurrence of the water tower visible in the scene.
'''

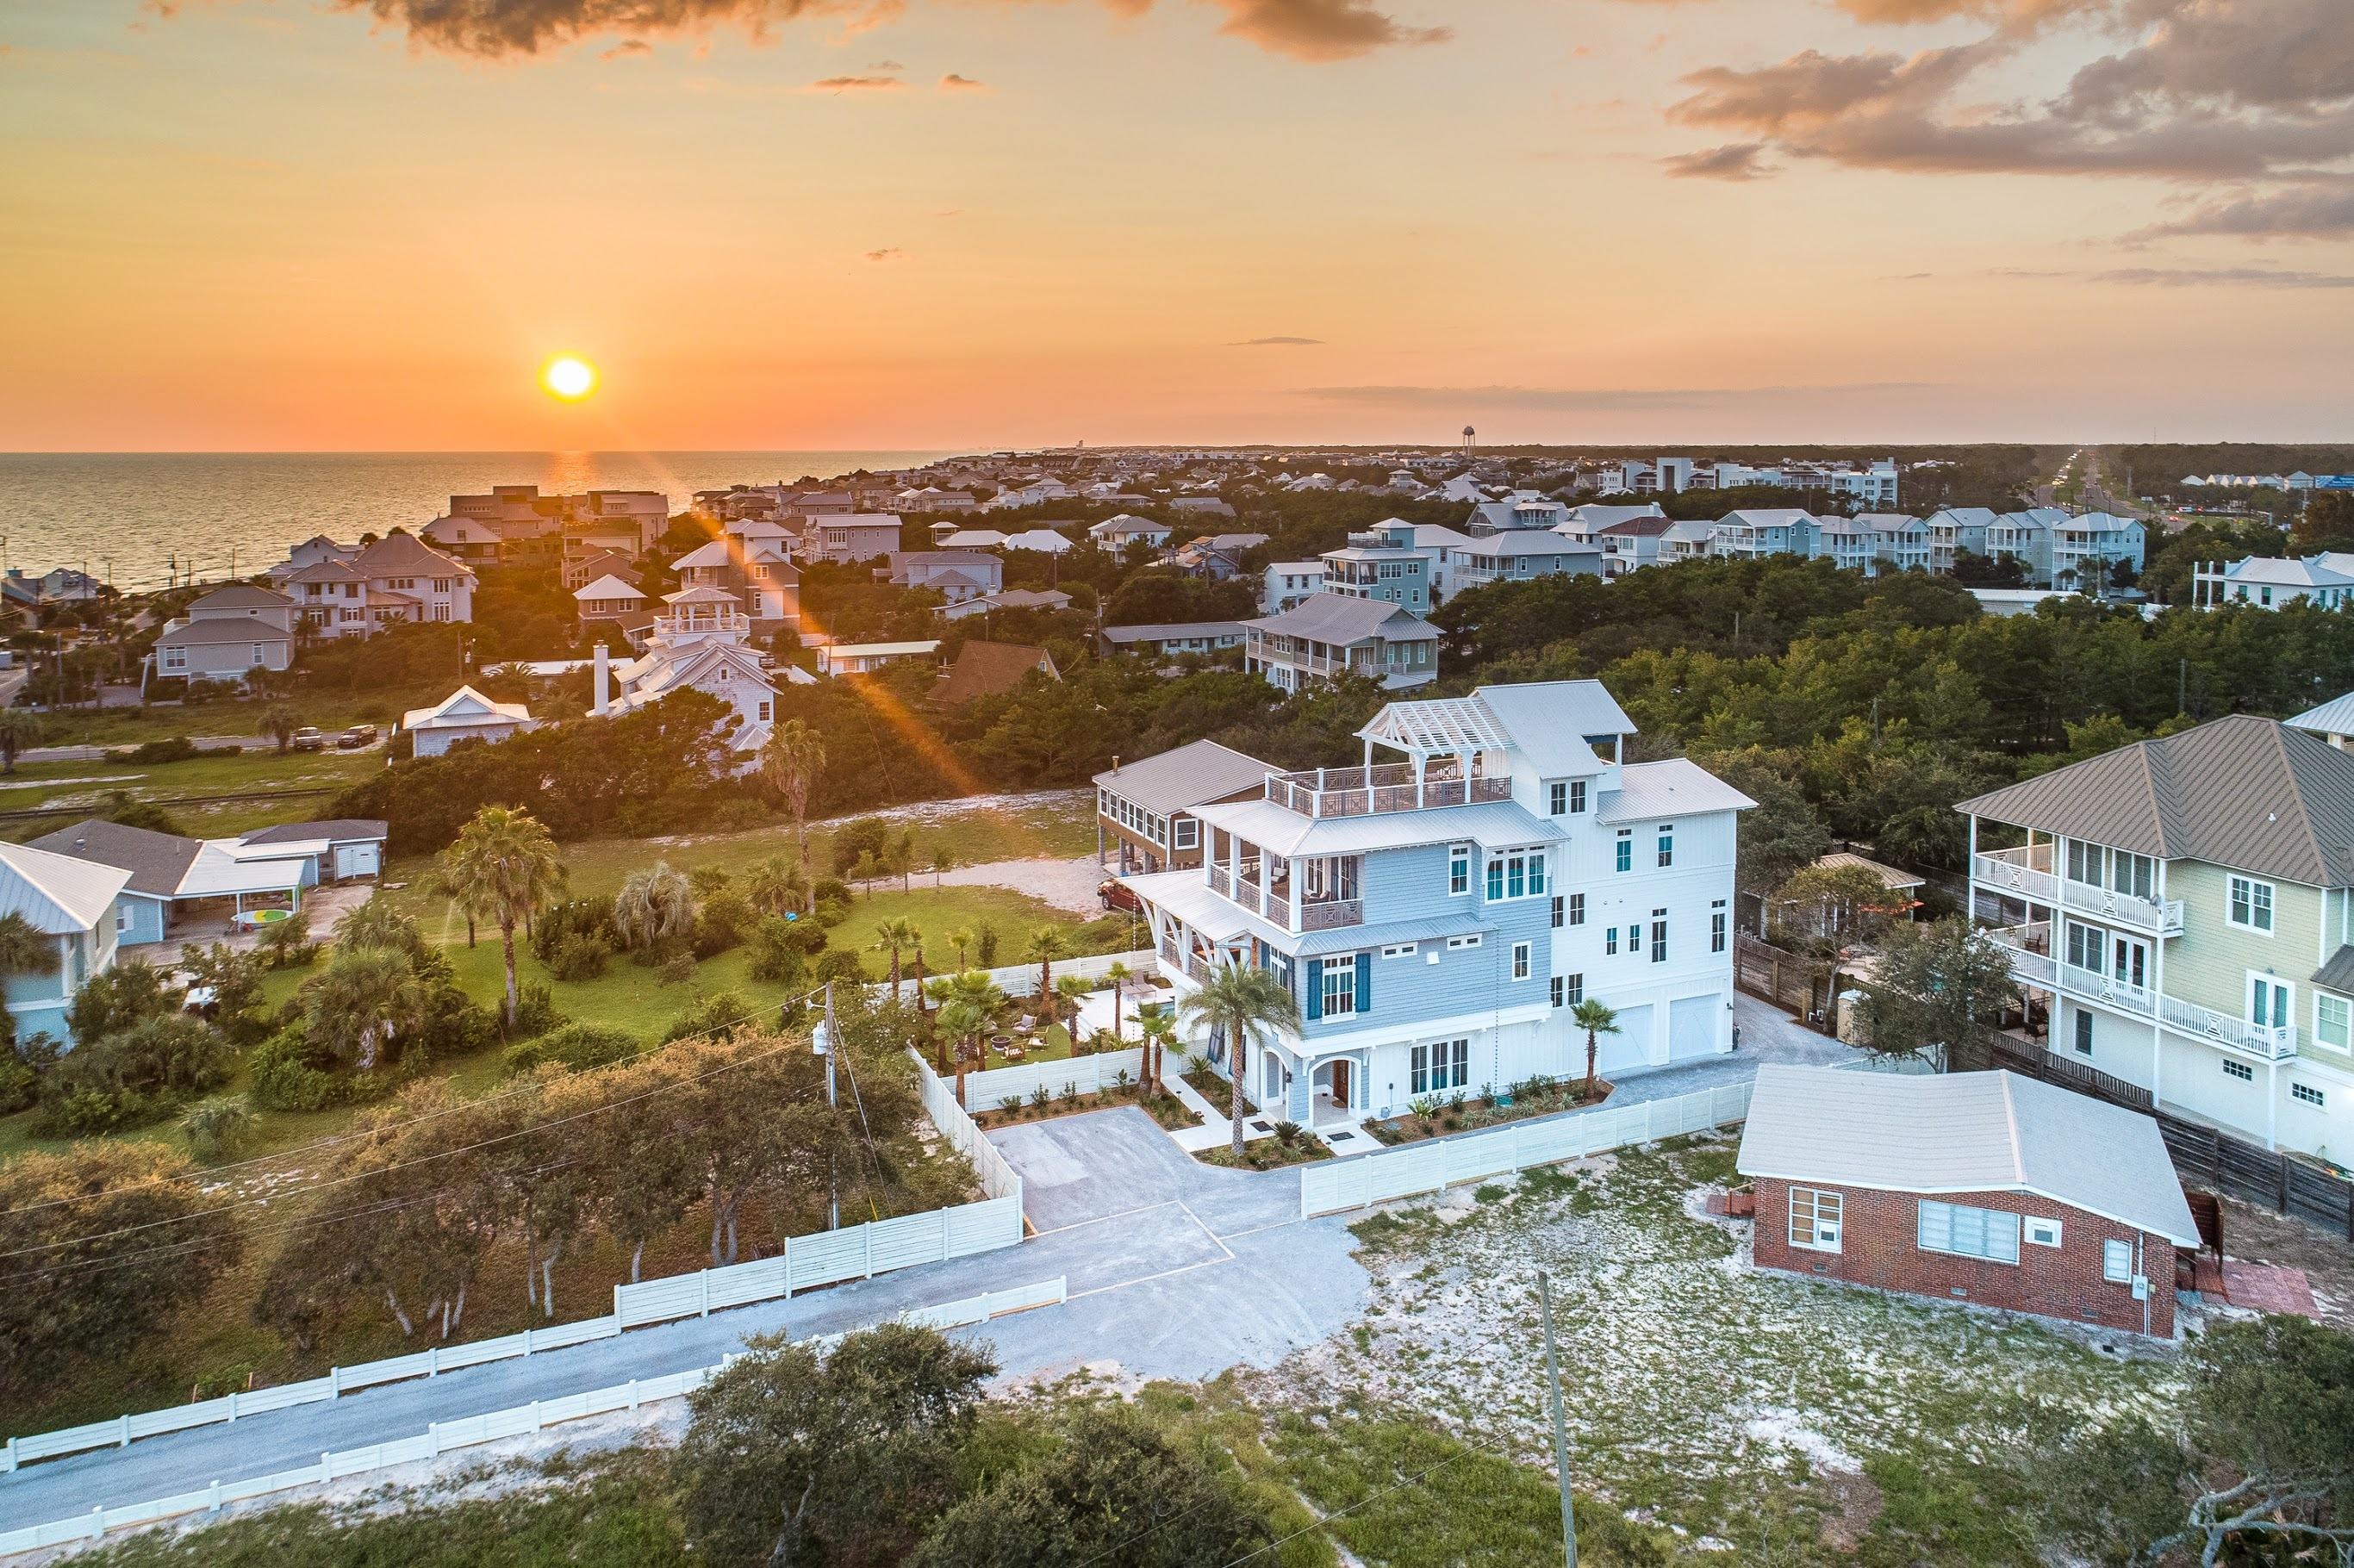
[1461,425,1477,456]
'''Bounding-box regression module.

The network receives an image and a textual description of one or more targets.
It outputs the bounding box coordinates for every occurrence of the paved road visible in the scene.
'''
[0,1006,1843,1533]
[0,1111,1364,1533]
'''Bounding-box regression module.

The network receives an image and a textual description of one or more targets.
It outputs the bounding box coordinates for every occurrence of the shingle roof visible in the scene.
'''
[1094,738,1274,815]
[156,619,295,648]
[187,584,292,612]
[26,819,202,898]
[1245,594,1437,644]
[935,640,1056,706]
[241,819,387,846]
[1956,714,2354,887]
[1735,1064,2198,1246]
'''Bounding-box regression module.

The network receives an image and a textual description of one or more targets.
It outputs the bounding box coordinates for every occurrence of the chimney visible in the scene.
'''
[593,642,609,717]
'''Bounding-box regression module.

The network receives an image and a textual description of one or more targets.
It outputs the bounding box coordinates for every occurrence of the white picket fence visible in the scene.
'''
[0,1275,1066,1560]
[887,949,1158,1005]
[4,1060,1027,1477]
[1299,1080,1758,1217]
[956,1047,1148,1111]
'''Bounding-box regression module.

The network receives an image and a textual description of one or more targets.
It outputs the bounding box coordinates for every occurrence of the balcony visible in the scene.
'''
[652,608,750,639]
[1299,898,1362,932]
[1987,922,2056,988]
[1972,845,2056,905]
[2058,960,2156,1018]
[2160,995,2299,1061]
[1266,762,1511,819]
[2058,879,2185,937]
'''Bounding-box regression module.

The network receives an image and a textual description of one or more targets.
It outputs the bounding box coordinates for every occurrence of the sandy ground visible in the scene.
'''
[930,854,1106,915]
[2210,1193,2354,1329]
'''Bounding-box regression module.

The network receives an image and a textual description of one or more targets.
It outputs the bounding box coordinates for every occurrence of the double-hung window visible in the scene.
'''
[1657,826,1675,868]
[1916,1201,2021,1264]
[1512,941,1532,980]
[1174,818,1200,851]
[1319,957,1356,1017]
[1789,1187,1842,1253]
[1605,926,1619,956]
[1561,972,1583,1005]
[2316,993,2351,1052]
[1484,849,1546,901]
[1650,911,1668,963]
[1614,831,1633,874]
[1550,976,1564,1006]
[2101,1239,2133,1284]
[1448,843,1471,896]
[1566,893,1585,927]
[1567,780,1586,813]
[1551,895,1564,929]
[2228,874,2275,933]
[1710,899,1728,954]
[1549,781,1567,815]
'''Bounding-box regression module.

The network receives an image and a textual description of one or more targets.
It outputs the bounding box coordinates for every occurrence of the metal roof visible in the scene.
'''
[2288,690,2354,737]
[1245,594,1438,644]
[1467,681,1636,776]
[1597,758,1759,824]
[1189,797,1564,860]
[1956,714,2354,887]
[1094,739,1274,816]
[2313,944,2354,994]
[157,619,294,648]
[1735,1064,2199,1246]
[242,819,387,846]
[1099,621,1246,643]
[572,575,646,601]
[0,840,130,934]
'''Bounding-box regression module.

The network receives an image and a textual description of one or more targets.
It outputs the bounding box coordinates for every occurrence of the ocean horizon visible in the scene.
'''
[0,451,957,595]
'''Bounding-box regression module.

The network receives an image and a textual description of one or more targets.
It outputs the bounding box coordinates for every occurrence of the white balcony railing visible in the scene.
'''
[2058,961,2156,1017]
[2159,995,2299,1061]
[1987,923,2056,988]
[1972,849,2056,905]
[2058,879,2185,937]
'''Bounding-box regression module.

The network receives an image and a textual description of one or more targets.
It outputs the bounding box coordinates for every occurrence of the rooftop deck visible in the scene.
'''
[1264,762,1510,819]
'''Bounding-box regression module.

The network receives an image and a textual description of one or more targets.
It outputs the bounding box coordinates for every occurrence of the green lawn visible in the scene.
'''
[26,684,452,750]
[0,750,382,843]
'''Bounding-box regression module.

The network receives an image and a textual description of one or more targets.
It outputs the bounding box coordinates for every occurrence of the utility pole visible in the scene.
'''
[1537,1269,1579,1568]
[817,982,841,1231]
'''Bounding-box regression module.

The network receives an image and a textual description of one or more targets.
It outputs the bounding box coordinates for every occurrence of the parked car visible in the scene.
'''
[290,725,326,752]
[338,724,377,749]
[1098,878,1141,913]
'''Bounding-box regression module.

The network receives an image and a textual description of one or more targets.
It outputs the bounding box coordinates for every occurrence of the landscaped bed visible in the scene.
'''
[1365,1075,1612,1146]
[1179,1065,1335,1168]
[970,1079,1199,1132]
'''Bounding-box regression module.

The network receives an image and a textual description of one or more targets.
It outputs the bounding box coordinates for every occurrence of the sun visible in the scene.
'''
[541,355,598,401]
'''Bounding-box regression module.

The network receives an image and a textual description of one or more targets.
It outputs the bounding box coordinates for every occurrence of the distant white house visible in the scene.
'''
[888,551,1005,605]
[814,640,943,676]
[1242,592,1440,693]
[402,685,537,757]
[999,528,1074,556]
[2192,551,2354,611]
[802,515,904,565]
[1089,514,1172,551]
[277,531,476,638]
[1262,560,1326,615]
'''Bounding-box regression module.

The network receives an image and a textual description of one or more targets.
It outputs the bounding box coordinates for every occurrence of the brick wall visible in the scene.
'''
[1752,1177,2176,1337]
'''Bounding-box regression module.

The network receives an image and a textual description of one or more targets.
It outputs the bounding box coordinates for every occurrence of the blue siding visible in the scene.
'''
[115,894,170,948]
[1296,892,1551,1042]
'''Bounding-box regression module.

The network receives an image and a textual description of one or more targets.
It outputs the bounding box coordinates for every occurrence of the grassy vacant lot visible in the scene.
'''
[25,682,453,750]
[0,749,382,843]
[1269,1136,2186,1564]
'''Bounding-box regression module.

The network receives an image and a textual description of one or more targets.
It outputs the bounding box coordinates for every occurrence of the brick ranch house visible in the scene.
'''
[1737,1064,2199,1337]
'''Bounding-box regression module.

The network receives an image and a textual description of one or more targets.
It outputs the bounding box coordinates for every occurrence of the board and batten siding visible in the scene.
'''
[2161,860,2327,1021]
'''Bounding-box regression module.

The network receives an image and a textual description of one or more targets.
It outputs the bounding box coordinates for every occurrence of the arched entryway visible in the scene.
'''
[1311,1057,1356,1125]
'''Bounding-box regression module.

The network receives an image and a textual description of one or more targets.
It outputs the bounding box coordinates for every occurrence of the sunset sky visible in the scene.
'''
[2,0,2348,450]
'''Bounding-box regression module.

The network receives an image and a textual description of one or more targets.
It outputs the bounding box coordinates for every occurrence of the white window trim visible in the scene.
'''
[2226,874,2276,935]
[1511,940,1531,980]
[2314,992,2351,1053]
[1789,1186,1842,1254]
[2291,1080,2326,1108]
[2102,1238,2133,1285]
[2247,969,2294,1031]
[1379,943,1417,960]
[2222,1057,2254,1081]
[2025,1216,2063,1248]
[1444,933,1482,951]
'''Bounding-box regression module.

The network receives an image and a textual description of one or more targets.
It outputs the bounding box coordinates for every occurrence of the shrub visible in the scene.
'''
[693,886,756,958]
[504,1022,639,1078]
[999,1095,1024,1117]
[812,876,851,907]
[1274,1120,1302,1146]
[118,734,202,764]
[530,898,617,966]
[180,1100,258,1159]
[412,985,496,1062]
[747,918,808,986]
[1029,1084,1051,1111]
[656,951,697,986]
[548,931,612,981]
[977,929,1000,967]
[1061,1080,1079,1104]
[246,1029,348,1112]
[813,950,867,984]
[829,818,889,877]
[811,896,850,930]
[662,989,758,1045]
[255,910,317,970]
[1112,1067,1133,1090]
[0,1051,35,1115]
[506,982,562,1040]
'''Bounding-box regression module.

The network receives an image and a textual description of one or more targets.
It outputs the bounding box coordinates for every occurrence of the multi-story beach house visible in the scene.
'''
[1962,715,2354,1160]
[1120,681,1751,1127]
[1319,539,1435,613]
[1242,593,1441,693]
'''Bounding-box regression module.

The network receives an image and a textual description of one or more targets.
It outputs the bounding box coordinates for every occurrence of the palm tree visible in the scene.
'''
[945,926,975,972]
[873,917,922,1001]
[439,805,565,1028]
[759,719,826,871]
[930,969,1005,1104]
[1180,960,1302,1159]
[889,826,919,893]
[259,703,300,754]
[1053,973,1093,1036]
[930,847,956,889]
[0,911,57,1045]
[1137,1007,1178,1099]
[303,945,426,1073]
[744,856,810,918]
[613,861,697,952]
[0,709,41,776]
[1571,999,1620,1099]
[1026,926,1070,1020]
[1103,958,1131,1044]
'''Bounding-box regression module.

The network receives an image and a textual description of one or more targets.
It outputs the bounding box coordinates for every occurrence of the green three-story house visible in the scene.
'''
[1961,714,2354,1163]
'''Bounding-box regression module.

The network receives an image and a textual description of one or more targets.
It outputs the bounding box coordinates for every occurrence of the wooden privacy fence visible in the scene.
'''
[1300,1081,1758,1218]
[0,1276,1068,1560]
[4,1055,1026,1477]
[1732,933,1828,1017]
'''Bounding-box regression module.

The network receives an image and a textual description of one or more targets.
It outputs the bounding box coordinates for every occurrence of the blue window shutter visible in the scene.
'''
[1355,951,1373,1011]
[1305,965,1322,1022]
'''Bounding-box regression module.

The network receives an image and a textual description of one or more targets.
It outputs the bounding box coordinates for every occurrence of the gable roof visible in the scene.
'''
[1956,713,2354,887]
[1246,594,1437,644]
[353,532,472,578]
[241,819,387,846]
[669,540,737,570]
[573,574,647,602]
[26,819,202,899]
[937,640,1059,706]
[0,839,130,934]
[157,619,295,649]
[187,584,292,613]
[1094,738,1275,815]
[1735,1064,2198,1246]
[1467,681,1635,773]
[2286,690,2354,737]
[402,684,532,731]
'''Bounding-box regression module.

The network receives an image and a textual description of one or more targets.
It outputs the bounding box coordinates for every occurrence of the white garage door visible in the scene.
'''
[1602,1004,1652,1073]
[334,843,382,880]
[1669,994,1721,1061]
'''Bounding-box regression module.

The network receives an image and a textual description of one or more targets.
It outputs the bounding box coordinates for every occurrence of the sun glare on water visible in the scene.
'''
[541,355,598,401]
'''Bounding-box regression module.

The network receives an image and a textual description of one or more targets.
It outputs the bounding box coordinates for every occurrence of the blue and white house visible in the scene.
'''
[0,839,130,1045]
[1122,681,1753,1127]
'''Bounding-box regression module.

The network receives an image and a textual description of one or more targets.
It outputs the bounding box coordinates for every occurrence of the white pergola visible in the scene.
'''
[1355,695,1510,774]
